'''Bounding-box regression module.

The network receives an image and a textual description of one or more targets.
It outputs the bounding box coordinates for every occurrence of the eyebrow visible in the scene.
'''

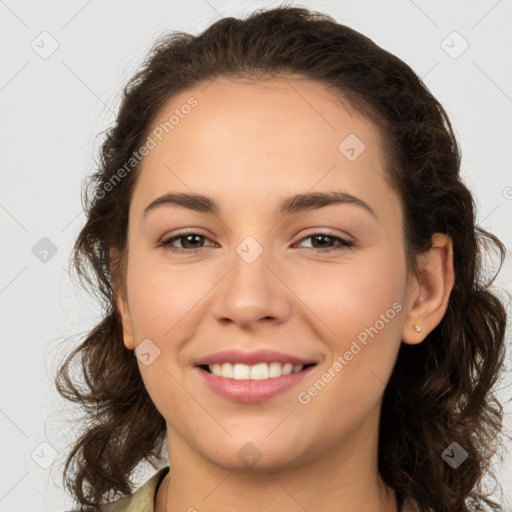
[143,191,378,220]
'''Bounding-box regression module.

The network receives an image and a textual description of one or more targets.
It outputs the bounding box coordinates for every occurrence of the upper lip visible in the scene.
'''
[194,349,318,367]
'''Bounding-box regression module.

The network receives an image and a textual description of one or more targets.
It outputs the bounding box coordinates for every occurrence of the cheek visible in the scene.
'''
[293,257,405,427]
[125,246,210,340]
[295,248,405,341]
[294,247,406,394]
[124,248,204,412]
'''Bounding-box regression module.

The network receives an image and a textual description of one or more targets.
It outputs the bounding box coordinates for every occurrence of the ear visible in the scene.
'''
[401,233,455,345]
[110,247,135,351]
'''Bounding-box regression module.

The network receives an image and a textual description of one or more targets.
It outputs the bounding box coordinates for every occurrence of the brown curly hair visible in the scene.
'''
[55,5,509,511]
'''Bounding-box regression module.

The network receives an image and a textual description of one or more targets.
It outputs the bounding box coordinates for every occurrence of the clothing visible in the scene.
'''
[100,465,421,511]
[101,466,169,512]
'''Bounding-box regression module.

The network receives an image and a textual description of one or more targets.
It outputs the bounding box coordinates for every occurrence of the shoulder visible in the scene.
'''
[99,466,170,512]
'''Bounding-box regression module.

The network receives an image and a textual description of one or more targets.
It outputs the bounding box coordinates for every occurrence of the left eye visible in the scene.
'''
[294,233,354,253]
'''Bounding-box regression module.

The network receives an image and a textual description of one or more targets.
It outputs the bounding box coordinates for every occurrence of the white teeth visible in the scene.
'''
[233,363,250,380]
[282,363,293,375]
[207,362,306,380]
[250,362,268,380]
[268,362,282,377]
[220,362,233,378]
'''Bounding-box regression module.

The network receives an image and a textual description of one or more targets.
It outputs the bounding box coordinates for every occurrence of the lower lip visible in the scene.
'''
[196,365,316,403]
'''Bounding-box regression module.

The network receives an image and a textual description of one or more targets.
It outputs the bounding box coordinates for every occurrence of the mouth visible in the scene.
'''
[195,362,318,403]
[198,362,317,380]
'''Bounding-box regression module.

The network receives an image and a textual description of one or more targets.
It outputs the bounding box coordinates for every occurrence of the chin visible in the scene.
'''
[198,436,310,473]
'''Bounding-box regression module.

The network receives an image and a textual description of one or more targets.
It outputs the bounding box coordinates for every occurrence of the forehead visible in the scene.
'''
[131,76,399,223]
[149,75,380,155]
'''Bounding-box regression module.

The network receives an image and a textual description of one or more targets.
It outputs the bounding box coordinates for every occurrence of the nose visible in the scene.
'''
[210,240,293,330]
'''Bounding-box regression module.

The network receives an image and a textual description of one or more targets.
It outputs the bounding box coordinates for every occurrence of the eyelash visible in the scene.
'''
[158,230,355,254]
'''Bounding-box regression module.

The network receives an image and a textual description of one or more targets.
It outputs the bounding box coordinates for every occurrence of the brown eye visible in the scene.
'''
[295,233,354,253]
[158,231,354,255]
[160,232,215,253]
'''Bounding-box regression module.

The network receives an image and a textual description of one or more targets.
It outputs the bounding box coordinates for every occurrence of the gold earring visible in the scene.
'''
[414,325,421,333]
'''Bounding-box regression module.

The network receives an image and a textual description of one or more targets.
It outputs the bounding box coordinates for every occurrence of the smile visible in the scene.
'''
[202,361,315,380]
[196,363,317,403]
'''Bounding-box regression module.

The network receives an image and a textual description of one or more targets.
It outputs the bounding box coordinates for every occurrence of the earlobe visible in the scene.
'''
[109,247,135,351]
[401,233,455,345]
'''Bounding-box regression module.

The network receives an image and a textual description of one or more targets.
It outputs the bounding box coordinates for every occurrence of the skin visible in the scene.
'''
[113,76,455,512]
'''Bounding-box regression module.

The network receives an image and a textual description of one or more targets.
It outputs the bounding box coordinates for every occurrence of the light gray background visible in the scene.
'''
[1,1,511,510]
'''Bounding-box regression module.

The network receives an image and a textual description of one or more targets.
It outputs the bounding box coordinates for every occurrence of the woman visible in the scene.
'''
[55,6,507,511]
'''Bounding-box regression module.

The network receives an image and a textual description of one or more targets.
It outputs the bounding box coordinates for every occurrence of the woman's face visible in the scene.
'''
[117,76,418,472]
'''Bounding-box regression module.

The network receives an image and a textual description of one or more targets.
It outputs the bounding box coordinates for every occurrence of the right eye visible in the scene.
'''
[159,231,216,254]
